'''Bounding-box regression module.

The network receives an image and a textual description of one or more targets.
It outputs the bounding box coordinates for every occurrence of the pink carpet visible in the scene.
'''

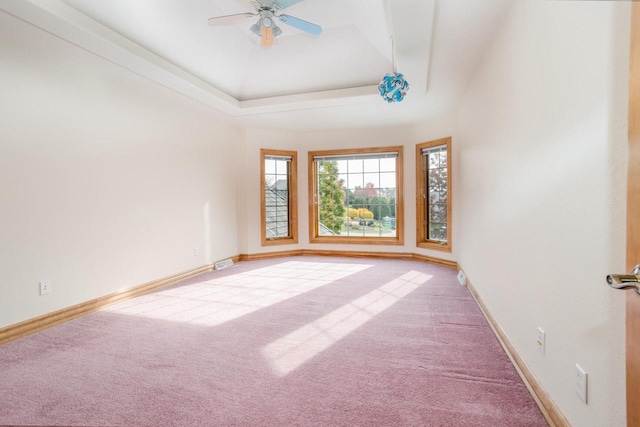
[0,256,547,426]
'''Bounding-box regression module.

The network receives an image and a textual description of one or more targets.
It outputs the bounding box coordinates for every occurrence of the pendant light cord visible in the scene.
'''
[391,36,397,74]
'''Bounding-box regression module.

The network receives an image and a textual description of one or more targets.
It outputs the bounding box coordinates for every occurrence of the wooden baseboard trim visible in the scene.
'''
[0,251,453,346]
[239,250,301,261]
[0,264,214,345]
[1,251,566,425]
[409,252,457,269]
[0,251,565,426]
[239,249,458,269]
[463,273,569,427]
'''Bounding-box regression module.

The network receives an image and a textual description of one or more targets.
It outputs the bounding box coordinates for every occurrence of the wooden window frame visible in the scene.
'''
[260,149,298,246]
[308,146,404,246]
[416,137,452,252]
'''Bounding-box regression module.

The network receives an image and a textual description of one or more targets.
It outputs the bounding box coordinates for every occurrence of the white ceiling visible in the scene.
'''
[1,0,514,132]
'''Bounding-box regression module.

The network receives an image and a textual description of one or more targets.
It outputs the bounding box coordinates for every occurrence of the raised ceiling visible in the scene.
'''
[62,0,398,101]
[1,0,513,131]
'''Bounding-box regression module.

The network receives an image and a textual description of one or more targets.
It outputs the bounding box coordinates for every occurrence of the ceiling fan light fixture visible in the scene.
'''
[250,22,261,36]
[208,0,322,47]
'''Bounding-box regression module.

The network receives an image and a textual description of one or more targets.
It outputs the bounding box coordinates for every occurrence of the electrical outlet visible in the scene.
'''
[576,364,588,404]
[537,327,545,355]
[39,280,51,295]
[193,247,198,257]
[456,270,467,286]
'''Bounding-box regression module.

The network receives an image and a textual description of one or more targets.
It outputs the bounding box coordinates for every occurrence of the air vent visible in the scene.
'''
[214,259,234,270]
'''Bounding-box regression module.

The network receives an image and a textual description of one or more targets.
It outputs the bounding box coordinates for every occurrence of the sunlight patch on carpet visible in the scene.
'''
[262,270,432,377]
[103,261,372,327]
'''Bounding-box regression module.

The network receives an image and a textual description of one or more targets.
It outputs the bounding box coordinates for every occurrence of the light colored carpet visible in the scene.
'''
[0,256,547,426]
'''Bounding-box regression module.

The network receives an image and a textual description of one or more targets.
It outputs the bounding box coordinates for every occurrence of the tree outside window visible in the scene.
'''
[317,160,345,234]
[309,147,403,245]
[416,138,451,252]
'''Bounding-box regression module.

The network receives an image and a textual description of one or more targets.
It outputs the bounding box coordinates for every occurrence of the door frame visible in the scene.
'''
[626,2,640,426]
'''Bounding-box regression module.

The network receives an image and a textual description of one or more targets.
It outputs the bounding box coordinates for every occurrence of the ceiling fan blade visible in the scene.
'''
[261,26,274,47]
[208,13,256,25]
[277,14,322,35]
[272,0,305,12]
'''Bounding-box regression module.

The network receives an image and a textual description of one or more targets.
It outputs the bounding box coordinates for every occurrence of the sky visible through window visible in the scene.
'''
[316,154,397,238]
[336,157,397,190]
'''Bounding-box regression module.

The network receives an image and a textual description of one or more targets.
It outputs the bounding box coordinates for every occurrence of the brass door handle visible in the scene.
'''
[607,265,640,294]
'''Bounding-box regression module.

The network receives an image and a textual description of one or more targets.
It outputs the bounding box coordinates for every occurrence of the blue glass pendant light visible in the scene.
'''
[379,37,409,103]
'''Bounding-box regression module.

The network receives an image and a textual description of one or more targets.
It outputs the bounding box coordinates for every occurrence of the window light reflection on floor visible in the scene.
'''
[103,262,372,327]
[262,270,432,377]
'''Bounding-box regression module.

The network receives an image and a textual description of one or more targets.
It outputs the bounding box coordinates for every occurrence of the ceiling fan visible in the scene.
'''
[208,0,322,47]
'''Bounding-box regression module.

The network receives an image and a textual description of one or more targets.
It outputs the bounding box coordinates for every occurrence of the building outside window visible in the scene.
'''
[261,149,298,246]
[309,146,403,245]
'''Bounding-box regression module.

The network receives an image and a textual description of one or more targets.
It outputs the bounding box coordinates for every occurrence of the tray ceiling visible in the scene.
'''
[1,0,513,131]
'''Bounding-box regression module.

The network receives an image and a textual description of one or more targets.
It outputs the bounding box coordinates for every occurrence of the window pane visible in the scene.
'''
[265,159,276,175]
[439,152,447,168]
[277,160,288,176]
[312,150,400,240]
[347,173,364,189]
[363,173,380,188]
[363,158,379,173]
[429,224,447,241]
[275,191,287,207]
[379,172,395,189]
[347,159,363,173]
[428,153,440,169]
[429,204,447,222]
[420,140,450,246]
[263,154,293,240]
[379,157,395,172]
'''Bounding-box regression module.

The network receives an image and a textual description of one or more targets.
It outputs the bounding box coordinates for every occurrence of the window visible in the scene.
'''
[416,137,451,251]
[309,146,403,245]
[261,149,298,246]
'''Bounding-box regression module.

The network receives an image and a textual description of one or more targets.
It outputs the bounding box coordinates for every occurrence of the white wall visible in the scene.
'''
[2,2,628,423]
[455,1,629,426]
[238,115,456,259]
[0,11,241,328]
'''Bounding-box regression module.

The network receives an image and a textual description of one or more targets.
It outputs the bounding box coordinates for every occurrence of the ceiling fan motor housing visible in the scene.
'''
[260,10,274,28]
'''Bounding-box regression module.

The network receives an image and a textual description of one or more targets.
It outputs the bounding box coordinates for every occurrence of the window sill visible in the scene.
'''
[417,241,451,253]
[262,237,298,247]
[310,236,404,246]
